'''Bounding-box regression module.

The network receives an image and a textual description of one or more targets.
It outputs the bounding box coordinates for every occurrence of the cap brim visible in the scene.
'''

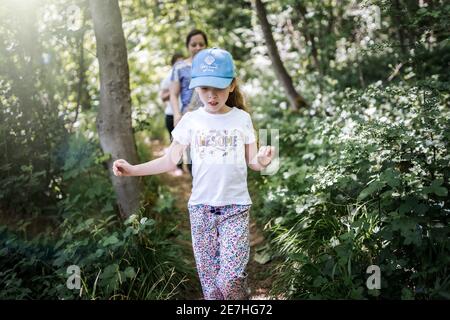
[189,77,233,89]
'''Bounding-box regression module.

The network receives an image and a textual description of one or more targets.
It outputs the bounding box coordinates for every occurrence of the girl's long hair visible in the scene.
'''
[227,78,249,113]
[227,78,258,145]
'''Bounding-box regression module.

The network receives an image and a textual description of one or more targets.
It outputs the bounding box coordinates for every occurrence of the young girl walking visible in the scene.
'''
[113,48,275,300]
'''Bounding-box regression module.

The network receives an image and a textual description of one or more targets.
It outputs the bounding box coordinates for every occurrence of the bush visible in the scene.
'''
[0,80,68,216]
[251,80,450,299]
[0,208,195,300]
[0,133,196,300]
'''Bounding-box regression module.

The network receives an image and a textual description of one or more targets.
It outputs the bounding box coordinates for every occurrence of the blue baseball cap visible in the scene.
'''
[189,48,235,89]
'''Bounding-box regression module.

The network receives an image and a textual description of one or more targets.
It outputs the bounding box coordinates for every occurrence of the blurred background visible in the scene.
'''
[0,0,449,300]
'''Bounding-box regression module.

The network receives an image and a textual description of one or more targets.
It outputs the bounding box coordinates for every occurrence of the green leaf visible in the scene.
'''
[381,168,400,188]
[358,180,385,201]
[103,235,119,246]
[423,179,448,197]
[95,249,105,258]
[254,252,271,265]
[434,186,448,197]
[101,202,114,213]
[399,198,418,214]
[100,263,119,279]
[124,267,136,279]
[313,276,327,288]
[401,288,414,300]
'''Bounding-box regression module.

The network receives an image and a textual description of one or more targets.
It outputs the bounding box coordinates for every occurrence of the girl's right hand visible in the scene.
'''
[113,159,134,177]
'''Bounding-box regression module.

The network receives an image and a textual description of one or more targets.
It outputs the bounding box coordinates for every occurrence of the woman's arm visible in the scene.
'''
[169,80,182,125]
[245,142,275,171]
[113,140,187,177]
[160,88,170,102]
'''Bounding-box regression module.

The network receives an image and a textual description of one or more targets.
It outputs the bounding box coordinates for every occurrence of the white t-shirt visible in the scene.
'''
[171,107,256,206]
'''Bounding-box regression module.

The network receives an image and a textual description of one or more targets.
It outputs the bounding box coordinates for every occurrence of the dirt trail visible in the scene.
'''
[149,139,274,300]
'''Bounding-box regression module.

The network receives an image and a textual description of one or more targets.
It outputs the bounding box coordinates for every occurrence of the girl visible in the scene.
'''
[113,48,275,300]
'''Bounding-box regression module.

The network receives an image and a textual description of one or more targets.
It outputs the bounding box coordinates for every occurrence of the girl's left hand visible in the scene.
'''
[257,146,275,167]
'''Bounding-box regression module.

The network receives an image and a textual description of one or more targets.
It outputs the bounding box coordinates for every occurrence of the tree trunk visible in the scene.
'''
[393,0,408,56]
[89,0,142,219]
[71,13,86,132]
[295,3,321,74]
[253,0,309,110]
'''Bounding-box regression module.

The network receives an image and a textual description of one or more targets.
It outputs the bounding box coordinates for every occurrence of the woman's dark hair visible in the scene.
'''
[185,29,208,48]
[171,52,184,66]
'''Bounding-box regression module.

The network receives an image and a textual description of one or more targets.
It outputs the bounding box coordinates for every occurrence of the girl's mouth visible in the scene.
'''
[208,101,218,106]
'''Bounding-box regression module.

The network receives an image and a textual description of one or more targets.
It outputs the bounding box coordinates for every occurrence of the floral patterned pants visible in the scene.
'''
[188,204,251,300]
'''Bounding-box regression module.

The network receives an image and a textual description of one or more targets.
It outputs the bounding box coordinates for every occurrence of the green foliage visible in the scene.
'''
[252,79,449,299]
[245,2,449,299]
[0,209,195,300]
[0,73,69,215]
[0,0,76,215]
[54,210,193,300]
[57,134,116,216]
[0,126,195,300]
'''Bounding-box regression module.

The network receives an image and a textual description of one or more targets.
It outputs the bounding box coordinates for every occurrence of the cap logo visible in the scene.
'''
[204,54,215,65]
[200,54,218,73]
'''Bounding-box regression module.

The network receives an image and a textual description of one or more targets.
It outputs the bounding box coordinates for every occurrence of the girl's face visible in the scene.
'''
[187,34,206,57]
[196,83,235,113]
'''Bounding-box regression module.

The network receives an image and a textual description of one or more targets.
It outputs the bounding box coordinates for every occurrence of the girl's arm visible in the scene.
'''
[113,140,187,177]
[245,142,275,171]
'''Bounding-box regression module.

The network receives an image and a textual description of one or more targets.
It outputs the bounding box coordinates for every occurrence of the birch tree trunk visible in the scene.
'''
[89,0,142,219]
[253,0,309,110]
